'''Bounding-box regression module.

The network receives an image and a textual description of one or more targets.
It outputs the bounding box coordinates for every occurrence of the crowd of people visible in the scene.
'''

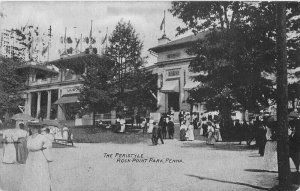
[146,109,300,172]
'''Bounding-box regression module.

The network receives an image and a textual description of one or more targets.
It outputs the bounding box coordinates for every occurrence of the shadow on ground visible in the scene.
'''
[186,174,270,190]
[181,141,257,152]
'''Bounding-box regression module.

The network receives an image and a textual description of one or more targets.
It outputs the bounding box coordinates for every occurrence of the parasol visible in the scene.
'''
[11,113,34,121]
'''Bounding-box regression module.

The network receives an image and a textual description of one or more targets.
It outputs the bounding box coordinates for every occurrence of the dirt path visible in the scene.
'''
[1,135,291,191]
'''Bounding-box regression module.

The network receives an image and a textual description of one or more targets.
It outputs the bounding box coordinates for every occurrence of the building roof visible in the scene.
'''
[17,64,59,76]
[149,32,208,53]
[47,52,103,74]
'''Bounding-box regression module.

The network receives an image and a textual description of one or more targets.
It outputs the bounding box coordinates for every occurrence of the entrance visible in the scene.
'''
[168,92,179,111]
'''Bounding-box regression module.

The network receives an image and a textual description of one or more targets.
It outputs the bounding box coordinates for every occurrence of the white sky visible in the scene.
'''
[0,1,191,66]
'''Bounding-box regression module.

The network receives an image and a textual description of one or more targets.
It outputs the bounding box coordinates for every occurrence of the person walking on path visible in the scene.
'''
[160,117,167,139]
[19,122,54,191]
[255,118,267,156]
[262,121,277,172]
[167,117,175,139]
[206,121,216,145]
[289,119,300,172]
[179,111,184,126]
[151,122,164,145]
[180,121,187,141]
[2,125,18,164]
[186,121,195,141]
[15,123,29,164]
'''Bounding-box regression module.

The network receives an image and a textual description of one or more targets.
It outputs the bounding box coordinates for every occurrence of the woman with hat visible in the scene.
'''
[19,121,54,191]
[262,121,277,172]
[2,123,18,164]
[206,121,216,145]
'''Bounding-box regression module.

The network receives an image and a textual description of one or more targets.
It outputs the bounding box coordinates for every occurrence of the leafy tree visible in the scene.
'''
[80,56,118,124]
[170,2,300,114]
[0,56,27,115]
[106,20,156,115]
[171,1,300,188]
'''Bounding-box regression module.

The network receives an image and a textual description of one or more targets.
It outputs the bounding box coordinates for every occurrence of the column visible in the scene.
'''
[57,89,65,120]
[46,90,51,120]
[25,93,32,116]
[36,92,41,118]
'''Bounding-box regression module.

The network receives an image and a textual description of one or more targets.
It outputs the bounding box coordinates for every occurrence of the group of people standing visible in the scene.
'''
[2,120,55,191]
[2,122,28,164]
[151,115,175,145]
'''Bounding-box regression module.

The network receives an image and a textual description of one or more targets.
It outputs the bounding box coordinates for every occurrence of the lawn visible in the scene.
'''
[70,126,153,144]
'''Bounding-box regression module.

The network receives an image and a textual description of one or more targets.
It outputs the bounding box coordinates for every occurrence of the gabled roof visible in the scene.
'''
[149,32,208,53]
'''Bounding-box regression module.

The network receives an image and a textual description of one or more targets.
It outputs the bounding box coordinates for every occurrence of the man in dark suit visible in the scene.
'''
[167,117,175,139]
[152,122,164,145]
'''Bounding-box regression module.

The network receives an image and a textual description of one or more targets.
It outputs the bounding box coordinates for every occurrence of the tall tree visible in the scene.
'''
[0,56,27,115]
[170,2,300,114]
[106,20,155,114]
[106,20,144,93]
[276,2,291,188]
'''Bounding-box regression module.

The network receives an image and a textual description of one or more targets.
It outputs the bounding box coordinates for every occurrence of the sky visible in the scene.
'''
[0,1,192,66]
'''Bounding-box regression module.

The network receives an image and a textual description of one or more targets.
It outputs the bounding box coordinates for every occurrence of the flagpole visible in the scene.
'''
[90,20,93,47]
[105,27,108,53]
[64,27,67,53]
[48,25,52,61]
[163,10,166,36]
[80,33,82,52]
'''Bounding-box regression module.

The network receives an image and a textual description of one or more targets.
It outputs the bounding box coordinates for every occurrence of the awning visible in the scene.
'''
[184,81,201,90]
[161,80,179,93]
[54,95,79,104]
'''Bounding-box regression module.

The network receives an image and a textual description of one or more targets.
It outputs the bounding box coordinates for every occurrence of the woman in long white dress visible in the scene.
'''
[119,118,126,133]
[262,122,277,172]
[2,128,18,164]
[186,122,195,141]
[147,118,154,134]
[20,122,54,191]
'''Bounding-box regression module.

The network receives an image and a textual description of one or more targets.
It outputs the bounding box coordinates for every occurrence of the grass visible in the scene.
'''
[70,125,152,144]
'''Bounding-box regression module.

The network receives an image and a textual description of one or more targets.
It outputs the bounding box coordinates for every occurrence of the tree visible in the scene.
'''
[0,56,27,116]
[106,20,154,115]
[80,56,118,124]
[276,2,291,188]
[170,1,300,188]
[170,2,300,114]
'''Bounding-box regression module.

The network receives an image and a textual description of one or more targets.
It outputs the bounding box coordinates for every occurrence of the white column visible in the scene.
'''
[36,92,41,118]
[57,89,65,120]
[25,93,32,116]
[46,90,51,120]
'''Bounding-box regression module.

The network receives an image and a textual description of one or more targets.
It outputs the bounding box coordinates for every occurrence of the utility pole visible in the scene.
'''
[276,2,291,189]
[47,25,52,61]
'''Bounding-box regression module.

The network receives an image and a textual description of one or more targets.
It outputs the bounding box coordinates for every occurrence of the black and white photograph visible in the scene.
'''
[0,1,300,191]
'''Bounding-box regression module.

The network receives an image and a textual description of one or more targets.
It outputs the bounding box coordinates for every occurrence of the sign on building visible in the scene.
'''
[61,86,81,96]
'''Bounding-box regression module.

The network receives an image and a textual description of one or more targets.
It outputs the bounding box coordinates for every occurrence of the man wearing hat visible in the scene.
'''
[151,121,164,145]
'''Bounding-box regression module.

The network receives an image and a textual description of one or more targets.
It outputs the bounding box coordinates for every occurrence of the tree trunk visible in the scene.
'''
[276,2,291,189]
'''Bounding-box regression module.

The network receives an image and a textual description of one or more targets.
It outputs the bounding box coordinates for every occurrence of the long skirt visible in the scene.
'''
[147,124,154,134]
[20,150,53,191]
[200,127,203,136]
[206,132,216,145]
[262,141,277,171]
[186,129,194,141]
[180,129,186,141]
[2,142,16,164]
[215,129,222,142]
[15,138,28,164]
